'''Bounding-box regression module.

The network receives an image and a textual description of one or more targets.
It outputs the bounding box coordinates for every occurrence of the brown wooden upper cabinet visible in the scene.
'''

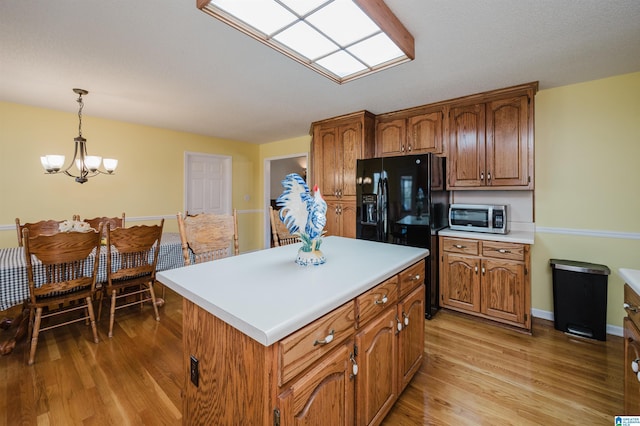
[447,83,537,190]
[311,111,375,200]
[375,106,445,157]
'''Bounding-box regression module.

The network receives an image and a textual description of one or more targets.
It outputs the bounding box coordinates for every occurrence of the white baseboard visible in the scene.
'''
[532,308,623,337]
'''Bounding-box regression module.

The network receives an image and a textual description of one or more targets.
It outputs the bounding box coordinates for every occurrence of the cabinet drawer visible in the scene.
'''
[482,241,525,261]
[443,237,479,255]
[398,261,425,297]
[625,284,640,331]
[279,301,355,387]
[356,276,398,327]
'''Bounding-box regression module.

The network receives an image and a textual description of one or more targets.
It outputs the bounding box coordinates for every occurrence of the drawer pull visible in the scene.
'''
[453,244,466,249]
[624,302,640,313]
[396,315,403,332]
[412,274,421,281]
[633,358,640,373]
[497,249,511,254]
[375,295,389,305]
[313,330,334,346]
[474,266,478,274]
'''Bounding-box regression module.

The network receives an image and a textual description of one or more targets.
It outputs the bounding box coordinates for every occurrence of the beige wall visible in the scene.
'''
[532,71,640,328]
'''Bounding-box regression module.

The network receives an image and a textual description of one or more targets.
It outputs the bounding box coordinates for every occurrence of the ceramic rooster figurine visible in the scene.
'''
[276,173,327,265]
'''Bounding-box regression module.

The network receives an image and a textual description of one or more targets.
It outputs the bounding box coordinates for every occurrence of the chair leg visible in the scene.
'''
[97,290,103,321]
[148,283,160,321]
[85,296,99,344]
[109,290,117,338]
[28,307,43,365]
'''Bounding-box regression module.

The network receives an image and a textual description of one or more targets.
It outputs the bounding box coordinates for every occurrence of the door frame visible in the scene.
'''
[263,153,308,249]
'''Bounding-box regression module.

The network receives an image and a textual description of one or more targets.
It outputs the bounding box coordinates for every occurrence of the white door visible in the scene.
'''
[185,152,232,215]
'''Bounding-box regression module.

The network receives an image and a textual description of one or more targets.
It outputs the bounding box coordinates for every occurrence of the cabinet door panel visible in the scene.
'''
[481,258,524,323]
[341,201,357,239]
[376,119,406,157]
[355,308,398,426]
[441,253,481,312]
[408,111,443,154]
[278,343,354,426]
[448,104,485,187]
[315,127,341,197]
[486,96,529,186]
[398,284,425,392]
[325,201,341,237]
[340,123,362,197]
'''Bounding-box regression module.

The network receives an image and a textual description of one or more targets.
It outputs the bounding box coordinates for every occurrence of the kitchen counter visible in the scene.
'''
[156,236,428,346]
[439,227,535,245]
[620,268,640,295]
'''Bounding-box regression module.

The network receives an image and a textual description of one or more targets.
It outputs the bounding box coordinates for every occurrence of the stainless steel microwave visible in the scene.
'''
[448,204,509,234]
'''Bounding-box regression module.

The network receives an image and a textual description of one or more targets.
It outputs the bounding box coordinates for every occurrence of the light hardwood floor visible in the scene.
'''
[0,288,623,425]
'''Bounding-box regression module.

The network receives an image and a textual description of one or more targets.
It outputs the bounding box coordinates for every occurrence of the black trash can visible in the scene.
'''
[550,259,610,341]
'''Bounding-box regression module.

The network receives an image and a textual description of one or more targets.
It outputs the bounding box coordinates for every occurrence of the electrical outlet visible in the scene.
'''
[190,355,199,387]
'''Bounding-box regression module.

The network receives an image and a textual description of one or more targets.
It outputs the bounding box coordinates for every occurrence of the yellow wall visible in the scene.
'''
[533,71,640,328]
[0,102,262,251]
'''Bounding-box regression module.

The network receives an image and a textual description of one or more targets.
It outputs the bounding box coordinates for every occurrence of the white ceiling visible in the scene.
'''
[1,1,639,144]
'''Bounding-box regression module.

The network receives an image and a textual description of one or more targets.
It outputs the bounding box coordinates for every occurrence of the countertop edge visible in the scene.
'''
[620,268,640,295]
[438,228,535,244]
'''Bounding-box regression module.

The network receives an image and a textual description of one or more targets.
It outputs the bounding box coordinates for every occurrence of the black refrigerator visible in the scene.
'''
[356,154,449,319]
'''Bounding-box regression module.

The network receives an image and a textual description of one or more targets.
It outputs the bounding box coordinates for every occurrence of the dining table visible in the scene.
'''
[0,232,185,312]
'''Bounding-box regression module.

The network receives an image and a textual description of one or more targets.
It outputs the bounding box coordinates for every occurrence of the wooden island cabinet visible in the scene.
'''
[621,269,640,414]
[157,237,428,426]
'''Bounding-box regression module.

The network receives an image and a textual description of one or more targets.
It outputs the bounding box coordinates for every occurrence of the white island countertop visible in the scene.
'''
[620,268,640,295]
[157,236,428,346]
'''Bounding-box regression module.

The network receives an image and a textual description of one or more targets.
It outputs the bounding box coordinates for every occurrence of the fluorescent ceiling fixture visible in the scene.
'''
[197,0,415,84]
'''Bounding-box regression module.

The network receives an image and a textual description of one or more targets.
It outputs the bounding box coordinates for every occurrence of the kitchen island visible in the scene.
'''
[157,236,429,425]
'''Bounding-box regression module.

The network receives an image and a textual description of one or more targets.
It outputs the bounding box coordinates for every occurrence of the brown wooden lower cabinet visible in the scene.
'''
[181,261,425,426]
[624,283,640,413]
[439,236,531,331]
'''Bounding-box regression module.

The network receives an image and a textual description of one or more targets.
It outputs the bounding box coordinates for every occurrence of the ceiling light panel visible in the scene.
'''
[198,0,415,83]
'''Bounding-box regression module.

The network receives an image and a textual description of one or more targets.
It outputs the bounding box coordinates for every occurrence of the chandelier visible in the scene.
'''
[40,88,118,184]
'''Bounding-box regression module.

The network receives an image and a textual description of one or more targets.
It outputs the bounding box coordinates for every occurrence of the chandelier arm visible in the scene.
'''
[61,137,82,177]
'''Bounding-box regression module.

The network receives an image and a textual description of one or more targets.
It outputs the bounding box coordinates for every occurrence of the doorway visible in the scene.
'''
[263,153,308,248]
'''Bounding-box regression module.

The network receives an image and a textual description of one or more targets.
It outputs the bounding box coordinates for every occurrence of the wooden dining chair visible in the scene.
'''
[81,212,126,235]
[177,210,239,266]
[269,206,301,247]
[15,218,65,247]
[100,220,163,338]
[22,225,102,365]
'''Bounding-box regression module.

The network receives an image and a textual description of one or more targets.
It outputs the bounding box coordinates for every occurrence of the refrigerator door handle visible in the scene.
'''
[382,177,389,236]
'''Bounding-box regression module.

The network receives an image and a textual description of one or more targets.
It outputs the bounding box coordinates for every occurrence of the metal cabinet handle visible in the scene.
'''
[454,244,466,249]
[396,315,403,332]
[412,274,421,281]
[482,267,486,275]
[487,172,491,182]
[403,312,409,326]
[401,144,405,152]
[625,302,640,313]
[350,352,358,378]
[313,329,334,346]
[480,171,484,181]
[375,295,388,305]
[474,266,478,273]
[498,249,511,254]
[408,144,412,152]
